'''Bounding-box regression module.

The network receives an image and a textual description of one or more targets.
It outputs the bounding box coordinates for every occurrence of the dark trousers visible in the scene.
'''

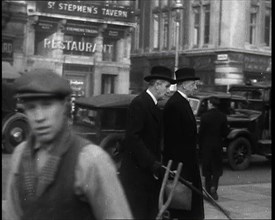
[125,186,160,219]
[205,175,220,192]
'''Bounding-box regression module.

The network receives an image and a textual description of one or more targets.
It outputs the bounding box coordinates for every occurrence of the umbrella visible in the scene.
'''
[2,61,21,79]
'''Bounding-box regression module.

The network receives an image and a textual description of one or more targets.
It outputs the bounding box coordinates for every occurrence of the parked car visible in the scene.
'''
[2,82,30,153]
[73,91,267,171]
[185,90,268,170]
[228,82,271,161]
[72,94,136,169]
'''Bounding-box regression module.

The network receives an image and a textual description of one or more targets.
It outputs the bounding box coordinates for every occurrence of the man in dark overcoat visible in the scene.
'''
[119,66,176,219]
[199,97,230,200]
[163,67,204,220]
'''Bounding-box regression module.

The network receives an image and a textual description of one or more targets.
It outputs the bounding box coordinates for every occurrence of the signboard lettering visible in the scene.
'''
[36,1,135,22]
[2,39,13,59]
[43,38,114,53]
[44,38,96,52]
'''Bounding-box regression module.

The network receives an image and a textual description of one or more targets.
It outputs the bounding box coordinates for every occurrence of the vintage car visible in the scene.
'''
[72,94,136,169]
[186,91,267,170]
[228,82,271,161]
[73,91,267,170]
[2,82,30,153]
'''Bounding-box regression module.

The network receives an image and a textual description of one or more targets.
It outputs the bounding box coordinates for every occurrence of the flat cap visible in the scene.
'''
[14,69,72,99]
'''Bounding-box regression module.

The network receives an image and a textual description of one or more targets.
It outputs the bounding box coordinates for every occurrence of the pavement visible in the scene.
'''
[204,183,271,219]
[2,183,271,220]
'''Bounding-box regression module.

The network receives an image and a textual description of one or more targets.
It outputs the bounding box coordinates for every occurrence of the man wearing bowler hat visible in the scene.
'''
[5,69,132,220]
[163,67,205,219]
[119,66,176,219]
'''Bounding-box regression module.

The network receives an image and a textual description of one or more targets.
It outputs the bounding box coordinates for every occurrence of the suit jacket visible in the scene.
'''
[163,91,204,219]
[199,107,230,176]
[120,91,162,190]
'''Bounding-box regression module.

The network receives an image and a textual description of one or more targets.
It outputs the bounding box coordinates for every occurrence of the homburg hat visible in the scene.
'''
[144,66,176,84]
[175,67,200,83]
[14,68,72,99]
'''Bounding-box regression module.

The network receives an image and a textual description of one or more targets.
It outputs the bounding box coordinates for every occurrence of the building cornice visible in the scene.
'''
[131,47,271,58]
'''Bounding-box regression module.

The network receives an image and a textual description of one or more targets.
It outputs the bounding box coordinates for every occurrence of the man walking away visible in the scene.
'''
[199,97,230,200]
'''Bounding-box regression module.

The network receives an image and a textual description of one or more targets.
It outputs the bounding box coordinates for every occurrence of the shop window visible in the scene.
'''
[103,38,117,61]
[101,74,116,94]
[63,34,96,56]
[35,31,53,56]
[153,13,160,49]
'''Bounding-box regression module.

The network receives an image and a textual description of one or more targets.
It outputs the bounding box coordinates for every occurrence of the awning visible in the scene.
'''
[2,61,21,79]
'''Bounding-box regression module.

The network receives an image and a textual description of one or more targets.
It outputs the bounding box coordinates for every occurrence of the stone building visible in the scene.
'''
[2,0,136,97]
[130,0,271,93]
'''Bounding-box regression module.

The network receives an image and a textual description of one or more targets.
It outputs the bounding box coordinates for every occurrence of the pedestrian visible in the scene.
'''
[5,69,132,220]
[119,66,176,219]
[199,96,230,200]
[163,67,205,220]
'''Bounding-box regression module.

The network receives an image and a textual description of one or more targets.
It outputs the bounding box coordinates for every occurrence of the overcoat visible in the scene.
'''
[163,91,204,220]
[119,91,162,219]
[199,107,230,177]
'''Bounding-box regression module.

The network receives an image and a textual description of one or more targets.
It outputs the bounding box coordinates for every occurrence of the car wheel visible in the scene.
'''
[100,134,125,171]
[227,137,252,170]
[2,113,30,154]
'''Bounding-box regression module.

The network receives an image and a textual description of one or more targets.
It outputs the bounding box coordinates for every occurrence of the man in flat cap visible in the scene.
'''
[163,67,204,219]
[5,69,132,220]
[119,66,175,219]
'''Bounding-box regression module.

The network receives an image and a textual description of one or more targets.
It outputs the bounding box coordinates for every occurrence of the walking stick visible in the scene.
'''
[161,165,233,220]
[156,160,183,220]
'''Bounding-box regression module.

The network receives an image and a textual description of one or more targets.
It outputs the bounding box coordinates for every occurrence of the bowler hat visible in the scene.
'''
[144,66,176,84]
[14,69,72,99]
[175,67,200,83]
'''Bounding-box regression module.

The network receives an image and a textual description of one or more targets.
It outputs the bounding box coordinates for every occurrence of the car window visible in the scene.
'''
[74,107,97,127]
[100,108,127,130]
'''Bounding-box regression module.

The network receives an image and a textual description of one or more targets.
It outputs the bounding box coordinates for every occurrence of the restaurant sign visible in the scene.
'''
[36,1,135,22]
[44,38,114,53]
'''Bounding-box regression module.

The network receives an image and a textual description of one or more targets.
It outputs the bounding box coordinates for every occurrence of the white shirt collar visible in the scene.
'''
[177,90,189,101]
[146,89,158,105]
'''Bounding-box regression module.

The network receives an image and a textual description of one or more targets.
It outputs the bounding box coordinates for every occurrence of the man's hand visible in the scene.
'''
[152,161,165,180]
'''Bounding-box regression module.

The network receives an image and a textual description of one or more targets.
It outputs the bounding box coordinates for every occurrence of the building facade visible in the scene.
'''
[130,0,271,93]
[2,0,136,97]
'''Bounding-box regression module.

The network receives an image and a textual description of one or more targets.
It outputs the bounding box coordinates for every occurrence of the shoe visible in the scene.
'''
[210,187,218,200]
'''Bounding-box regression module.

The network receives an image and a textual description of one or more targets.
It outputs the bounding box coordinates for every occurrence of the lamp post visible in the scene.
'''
[171,0,183,91]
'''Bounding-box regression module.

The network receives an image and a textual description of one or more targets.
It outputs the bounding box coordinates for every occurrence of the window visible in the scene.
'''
[103,38,117,61]
[162,12,169,49]
[193,6,200,46]
[101,74,116,94]
[264,7,271,46]
[204,4,210,44]
[162,0,168,7]
[249,6,258,44]
[192,1,210,47]
[35,31,52,56]
[132,16,140,51]
[153,13,160,49]
[171,19,177,48]
[153,0,160,8]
